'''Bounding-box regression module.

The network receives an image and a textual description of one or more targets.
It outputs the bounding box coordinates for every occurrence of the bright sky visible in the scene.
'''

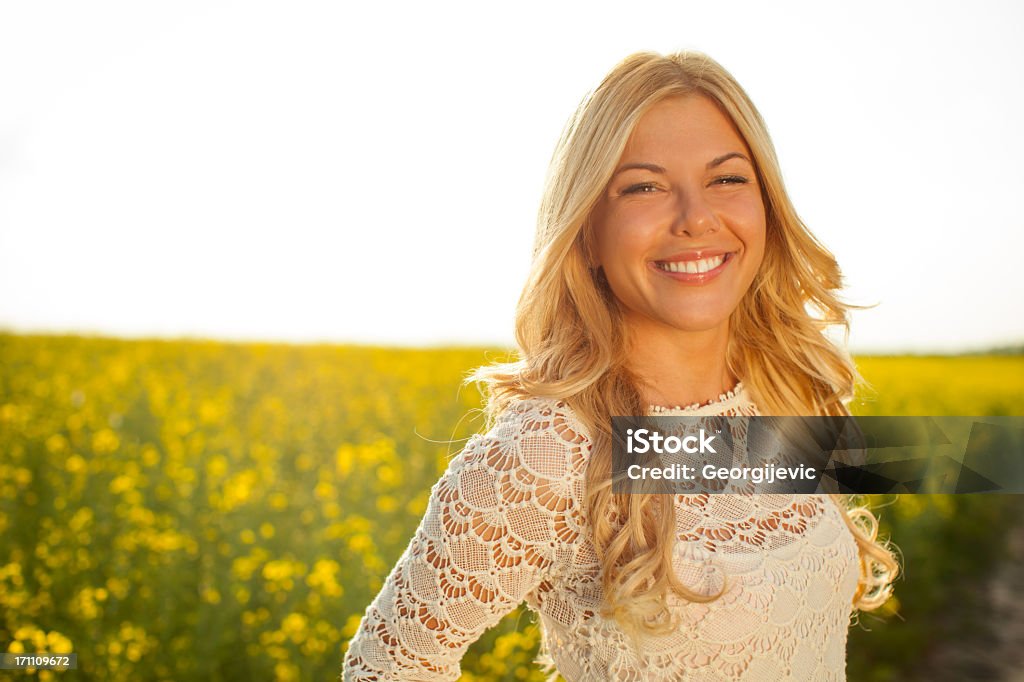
[1,1,1022,353]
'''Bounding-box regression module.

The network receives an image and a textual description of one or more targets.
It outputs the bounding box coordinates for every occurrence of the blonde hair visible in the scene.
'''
[467,49,899,648]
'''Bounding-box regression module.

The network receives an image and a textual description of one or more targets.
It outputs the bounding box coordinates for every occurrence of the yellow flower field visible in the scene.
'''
[0,333,1021,681]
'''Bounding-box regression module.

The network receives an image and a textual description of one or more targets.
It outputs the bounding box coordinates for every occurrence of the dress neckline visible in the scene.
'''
[646,381,752,416]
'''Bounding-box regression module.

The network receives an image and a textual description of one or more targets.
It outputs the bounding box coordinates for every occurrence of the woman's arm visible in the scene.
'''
[341,398,588,681]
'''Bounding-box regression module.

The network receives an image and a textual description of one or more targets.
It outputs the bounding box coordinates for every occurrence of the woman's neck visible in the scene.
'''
[626,321,738,408]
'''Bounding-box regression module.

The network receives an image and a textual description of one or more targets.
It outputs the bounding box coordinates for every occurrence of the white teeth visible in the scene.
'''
[658,254,726,273]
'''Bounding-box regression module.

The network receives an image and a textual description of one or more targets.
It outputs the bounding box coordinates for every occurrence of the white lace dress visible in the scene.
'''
[341,384,861,681]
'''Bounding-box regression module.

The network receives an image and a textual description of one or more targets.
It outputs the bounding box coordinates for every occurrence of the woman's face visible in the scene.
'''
[590,94,767,340]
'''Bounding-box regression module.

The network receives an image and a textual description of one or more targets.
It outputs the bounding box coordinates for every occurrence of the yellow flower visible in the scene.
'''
[342,610,362,638]
[68,507,93,532]
[91,428,120,454]
[274,661,300,681]
[305,559,344,598]
[335,445,355,478]
[109,475,133,495]
[45,630,73,654]
[45,434,68,454]
[376,465,397,486]
[106,577,129,600]
[206,454,228,479]
[314,481,335,501]
[281,612,308,642]
[65,454,86,474]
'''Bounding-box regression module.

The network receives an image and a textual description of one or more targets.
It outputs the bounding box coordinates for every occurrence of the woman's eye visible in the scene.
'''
[712,175,749,185]
[622,182,658,194]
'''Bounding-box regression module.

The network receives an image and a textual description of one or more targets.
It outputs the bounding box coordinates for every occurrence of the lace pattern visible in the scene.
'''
[342,387,860,681]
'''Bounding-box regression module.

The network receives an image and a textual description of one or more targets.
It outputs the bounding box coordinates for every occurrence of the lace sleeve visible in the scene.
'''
[341,398,589,681]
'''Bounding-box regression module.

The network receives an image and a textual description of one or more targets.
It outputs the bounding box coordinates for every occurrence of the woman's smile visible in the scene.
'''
[651,250,738,284]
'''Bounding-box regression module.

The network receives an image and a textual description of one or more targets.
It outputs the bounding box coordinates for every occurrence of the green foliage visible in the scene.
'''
[0,335,1021,681]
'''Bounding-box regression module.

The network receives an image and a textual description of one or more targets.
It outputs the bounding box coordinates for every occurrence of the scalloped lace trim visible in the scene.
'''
[647,381,756,416]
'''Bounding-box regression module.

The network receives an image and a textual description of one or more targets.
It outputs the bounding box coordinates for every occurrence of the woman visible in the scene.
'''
[342,49,899,681]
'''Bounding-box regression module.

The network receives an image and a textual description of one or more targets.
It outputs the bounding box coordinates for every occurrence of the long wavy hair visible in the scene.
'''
[467,49,899,647]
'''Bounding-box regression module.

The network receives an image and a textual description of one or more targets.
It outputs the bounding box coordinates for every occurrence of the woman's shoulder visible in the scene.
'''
[464,394,593,481]
[501,393,580,415]
[501,394,593,441]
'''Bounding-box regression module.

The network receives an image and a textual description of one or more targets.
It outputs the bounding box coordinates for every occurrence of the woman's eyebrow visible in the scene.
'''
[707,152,751,169]
[612,152,752,178]
[612,162,665,177]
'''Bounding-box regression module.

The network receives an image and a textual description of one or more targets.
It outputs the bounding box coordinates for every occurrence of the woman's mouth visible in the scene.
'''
[652,252,734,283]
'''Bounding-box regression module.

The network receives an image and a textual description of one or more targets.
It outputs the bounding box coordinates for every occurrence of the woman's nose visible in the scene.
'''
[670,193,721,238]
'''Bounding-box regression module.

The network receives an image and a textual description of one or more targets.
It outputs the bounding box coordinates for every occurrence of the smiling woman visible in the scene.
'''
[342,49,899,682]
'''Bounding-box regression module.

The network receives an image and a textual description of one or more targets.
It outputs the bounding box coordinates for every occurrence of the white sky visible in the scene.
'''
[1,0,1022,353]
